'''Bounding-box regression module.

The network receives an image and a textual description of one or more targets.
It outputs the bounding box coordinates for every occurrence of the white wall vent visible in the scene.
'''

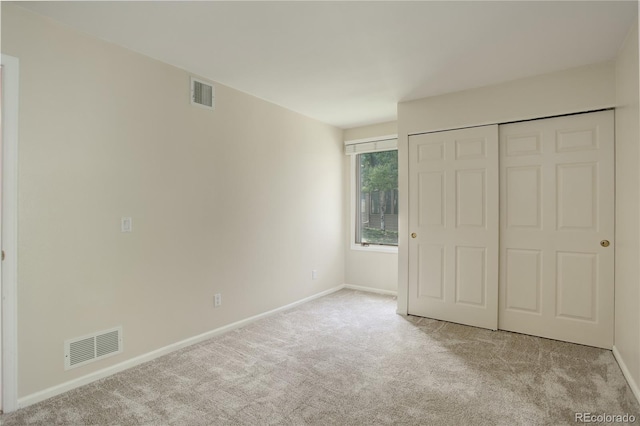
[64,326,123,370]
[191,77,215,110]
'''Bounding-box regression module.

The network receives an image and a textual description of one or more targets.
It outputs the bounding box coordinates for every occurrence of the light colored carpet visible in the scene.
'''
[2,289,639,425]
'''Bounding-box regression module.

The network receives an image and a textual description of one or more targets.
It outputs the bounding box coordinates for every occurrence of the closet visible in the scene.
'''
[407,110,614,349]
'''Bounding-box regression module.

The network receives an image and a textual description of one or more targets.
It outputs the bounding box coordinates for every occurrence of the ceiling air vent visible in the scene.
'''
[191,77,215,110]
[64,326,123,370]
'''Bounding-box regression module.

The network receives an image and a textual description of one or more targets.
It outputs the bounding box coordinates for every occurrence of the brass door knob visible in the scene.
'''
[411,233,417,238]
[600,240,610,247]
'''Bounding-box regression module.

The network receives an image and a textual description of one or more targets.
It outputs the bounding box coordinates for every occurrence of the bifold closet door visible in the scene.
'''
[499,110,614,349]
[408,125,499,330]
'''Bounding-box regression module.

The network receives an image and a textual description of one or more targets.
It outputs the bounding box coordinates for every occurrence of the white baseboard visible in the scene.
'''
[18,285,345,409]
[343,283,397,297]
[613,345,640,404]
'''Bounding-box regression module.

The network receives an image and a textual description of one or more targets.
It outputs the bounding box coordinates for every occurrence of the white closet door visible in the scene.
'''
[499,110,614,349]
[408,125,499,330]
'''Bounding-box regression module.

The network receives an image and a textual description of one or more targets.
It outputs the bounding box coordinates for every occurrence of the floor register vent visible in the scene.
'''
[64,326,123,370]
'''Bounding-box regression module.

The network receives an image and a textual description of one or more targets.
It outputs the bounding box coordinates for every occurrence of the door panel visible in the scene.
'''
[408,125,499,330]
[456,169,485,227]
[455,246,486,306]
[506,166,541,229]
[417,244,444,300]
[505,249,541,313]
[499,110,614,349]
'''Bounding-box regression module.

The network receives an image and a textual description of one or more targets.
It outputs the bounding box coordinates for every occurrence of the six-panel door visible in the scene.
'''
[499,111,614,349]
[408,125,499,330]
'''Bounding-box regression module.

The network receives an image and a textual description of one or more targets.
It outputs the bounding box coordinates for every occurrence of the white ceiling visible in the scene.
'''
[15,1,638,129]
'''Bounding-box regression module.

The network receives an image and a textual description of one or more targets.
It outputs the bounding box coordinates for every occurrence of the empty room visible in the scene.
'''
[1,1,640,424]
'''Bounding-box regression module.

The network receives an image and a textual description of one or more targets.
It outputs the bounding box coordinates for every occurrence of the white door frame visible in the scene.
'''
[1,53,19,413]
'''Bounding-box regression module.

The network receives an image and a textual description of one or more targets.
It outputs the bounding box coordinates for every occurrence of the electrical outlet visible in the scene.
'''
[121,217,132,233]
[312,270,318,280]
[214,293,222,307]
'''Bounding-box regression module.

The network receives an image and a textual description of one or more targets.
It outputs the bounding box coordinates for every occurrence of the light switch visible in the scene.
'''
[121,217,132,233]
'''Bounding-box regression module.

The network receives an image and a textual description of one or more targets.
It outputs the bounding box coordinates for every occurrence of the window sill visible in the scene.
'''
[350,244,398,254]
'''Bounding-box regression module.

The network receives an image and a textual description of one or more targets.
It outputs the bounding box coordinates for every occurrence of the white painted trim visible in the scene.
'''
[1,54,19,414]
[350,244,398,254]
[17,285,344,409]
[613,346,640,405]
[344,134,398,145]
[350,154,357,249]
[343,283,397,297]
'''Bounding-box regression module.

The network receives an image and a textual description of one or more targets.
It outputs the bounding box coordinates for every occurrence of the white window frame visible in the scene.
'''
[346,136,398,254]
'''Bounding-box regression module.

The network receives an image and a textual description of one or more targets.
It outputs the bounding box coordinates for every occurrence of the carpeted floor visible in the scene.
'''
[2,289,639,425]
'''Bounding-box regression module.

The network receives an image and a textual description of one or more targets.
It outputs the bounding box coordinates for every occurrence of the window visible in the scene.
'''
[355,150,398,247]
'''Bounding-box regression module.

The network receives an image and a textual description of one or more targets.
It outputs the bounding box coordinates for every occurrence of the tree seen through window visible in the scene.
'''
[357,150,398,246]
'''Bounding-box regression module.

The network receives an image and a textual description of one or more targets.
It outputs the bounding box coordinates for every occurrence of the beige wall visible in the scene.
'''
[397,61,616,314]
[615,17,640,399]
[2,5,345,398]
[399,61,616,136]
[343,122,398,292]
[343,121,397,142]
